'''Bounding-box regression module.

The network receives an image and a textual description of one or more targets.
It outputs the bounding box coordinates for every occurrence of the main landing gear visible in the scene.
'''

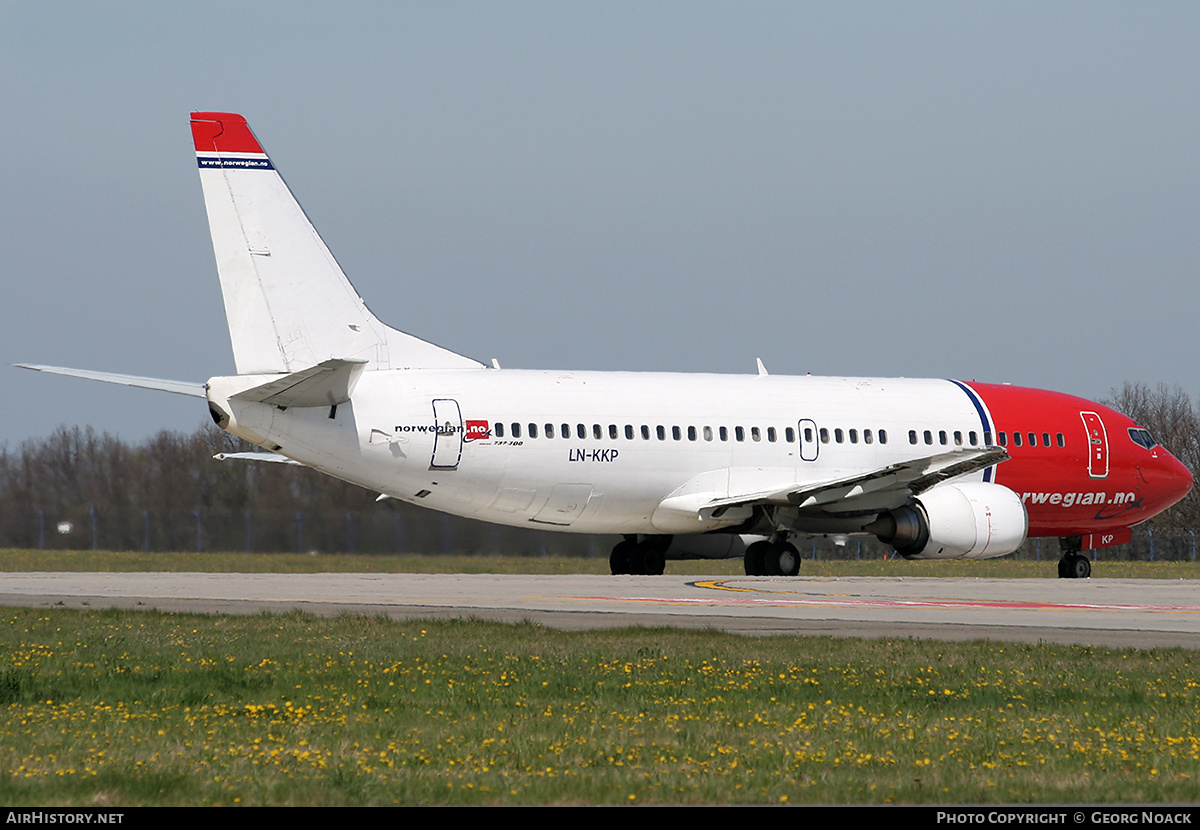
[609,536,668,575]
[1057,536,1091,579]
[743,538,801,576]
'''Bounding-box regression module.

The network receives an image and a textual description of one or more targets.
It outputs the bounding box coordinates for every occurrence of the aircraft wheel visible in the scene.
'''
[640,544,666,575]
[1069,553,1091,579]
[610,541,635,575]
[774,542,801,577]
[744,541,771,576]
[1057,553,1091,579]
[626,543,646,574]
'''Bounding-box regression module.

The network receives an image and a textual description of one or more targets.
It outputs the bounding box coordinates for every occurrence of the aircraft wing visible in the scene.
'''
[658,447,1009,522]
[780,446,1010,510]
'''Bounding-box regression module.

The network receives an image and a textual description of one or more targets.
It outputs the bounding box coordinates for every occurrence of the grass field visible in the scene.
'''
[1,608,1199,806]
[1,550,1198,805]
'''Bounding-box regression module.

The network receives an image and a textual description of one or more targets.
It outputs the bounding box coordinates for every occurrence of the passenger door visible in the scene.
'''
[1080,411,1109,479]
[431,398,463,470]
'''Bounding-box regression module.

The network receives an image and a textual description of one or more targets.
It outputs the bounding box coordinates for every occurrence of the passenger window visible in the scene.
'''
[998,431,1007,446]
[672,426,682,441]
[804,427,813,442]
[786,427,795,443]
[751,427,761,442]
[1042,432,1050,448]
[984,431,993,445]
[924,430,933,445]
[1013,432,1022,447]
[593,424,602,439]
[864,429,873,444]
[656,425,665,440]
[835,428,844,444]
[767,427,777,442]
[848,429,858,444]
[529,423,538,439]
[720,426,728,441]
[511,422,521,438]
[544,424,554,439]
[879,429,888,444]
[969,431,977,445]
[642,425,650,440]
[1057,433,1065,447]
[939,430,947,445]
[561,424,569,439]
[909,430,918,445]
[1028,432,1036,447]
[578,424,587,439]
[704,426,713,441]
[736,427,745,442]
[820,428,830,443]
[495,422,505,438]
[609,425,618,440]
[625,425,634,440]
[687,426,697,441]
[954,431,962,446]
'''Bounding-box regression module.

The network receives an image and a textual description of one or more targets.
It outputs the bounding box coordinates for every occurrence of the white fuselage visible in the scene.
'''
[21,113,1192,577]
[209,368,989,535]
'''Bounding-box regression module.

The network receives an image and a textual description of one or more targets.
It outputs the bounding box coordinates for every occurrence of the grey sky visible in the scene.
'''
[4,2,1199,448]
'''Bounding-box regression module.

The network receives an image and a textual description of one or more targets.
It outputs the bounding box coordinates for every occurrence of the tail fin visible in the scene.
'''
[191,112,482,375]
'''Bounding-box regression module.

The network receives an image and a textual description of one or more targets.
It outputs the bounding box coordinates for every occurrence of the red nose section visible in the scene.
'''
[1151,449,1193,512]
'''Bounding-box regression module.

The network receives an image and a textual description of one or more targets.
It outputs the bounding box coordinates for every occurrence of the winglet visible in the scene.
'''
[756,358,769,376]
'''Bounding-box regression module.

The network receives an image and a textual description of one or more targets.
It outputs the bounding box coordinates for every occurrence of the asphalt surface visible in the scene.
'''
[2,572,1199,648]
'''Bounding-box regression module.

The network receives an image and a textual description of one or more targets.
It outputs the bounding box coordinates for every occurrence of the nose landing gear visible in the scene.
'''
[1057,536,1091,579]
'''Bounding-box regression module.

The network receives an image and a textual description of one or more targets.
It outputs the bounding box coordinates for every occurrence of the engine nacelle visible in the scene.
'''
[871,482,1028,560]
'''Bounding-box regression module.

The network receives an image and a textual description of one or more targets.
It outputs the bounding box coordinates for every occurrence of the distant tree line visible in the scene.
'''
[0,423,604,557]
[0,381,1196,560]
[1103,382,1200,533]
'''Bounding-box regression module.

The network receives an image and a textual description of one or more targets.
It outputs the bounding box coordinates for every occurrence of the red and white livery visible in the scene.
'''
[20,113,1193,578]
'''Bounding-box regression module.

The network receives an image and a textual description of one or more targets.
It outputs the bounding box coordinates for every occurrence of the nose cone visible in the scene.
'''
[1150,448,1193,511]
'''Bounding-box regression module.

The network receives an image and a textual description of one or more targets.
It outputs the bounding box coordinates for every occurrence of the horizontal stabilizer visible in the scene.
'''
[213,451,303,466]
[229,358,367,407]
[12,364,205,398]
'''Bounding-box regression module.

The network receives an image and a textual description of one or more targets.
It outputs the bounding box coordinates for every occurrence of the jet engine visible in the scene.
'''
[867,482,1027,560]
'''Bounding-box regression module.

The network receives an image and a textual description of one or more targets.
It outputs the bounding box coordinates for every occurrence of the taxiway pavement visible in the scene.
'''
[1,573,1198,649]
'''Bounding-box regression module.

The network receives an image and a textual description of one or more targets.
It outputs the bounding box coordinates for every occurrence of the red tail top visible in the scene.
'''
[191,112,263,154]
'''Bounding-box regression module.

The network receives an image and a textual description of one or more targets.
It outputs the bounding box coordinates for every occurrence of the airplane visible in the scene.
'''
[16,112,1193,579]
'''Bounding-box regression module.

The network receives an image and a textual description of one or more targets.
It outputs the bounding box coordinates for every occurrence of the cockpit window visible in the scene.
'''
[1128,427,1159,450]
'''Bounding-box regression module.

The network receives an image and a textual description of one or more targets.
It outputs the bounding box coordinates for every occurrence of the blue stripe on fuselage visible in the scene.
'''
[947,379,995,483]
